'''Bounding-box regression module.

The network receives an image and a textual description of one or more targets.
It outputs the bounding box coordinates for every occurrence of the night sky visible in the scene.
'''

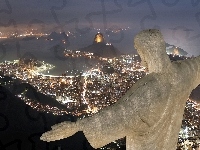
[0,0,200,55]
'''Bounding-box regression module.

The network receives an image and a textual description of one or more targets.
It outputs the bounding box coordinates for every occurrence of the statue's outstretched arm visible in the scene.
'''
[40,73,168,148]
[174,55,200,89]
[40,85,136,148]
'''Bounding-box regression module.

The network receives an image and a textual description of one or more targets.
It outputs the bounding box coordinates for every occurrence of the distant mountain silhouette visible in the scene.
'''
[168,54,187,61]
[79,42,122,58]
[77,32,122,58]
[166,43,188,56]
[47,32,70,61]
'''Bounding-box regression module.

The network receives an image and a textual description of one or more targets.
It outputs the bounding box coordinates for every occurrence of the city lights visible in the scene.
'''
[0,52,198,149]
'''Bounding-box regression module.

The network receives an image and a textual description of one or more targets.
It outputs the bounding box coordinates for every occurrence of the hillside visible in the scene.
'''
[0,86,94,150]
[79,42,122,58]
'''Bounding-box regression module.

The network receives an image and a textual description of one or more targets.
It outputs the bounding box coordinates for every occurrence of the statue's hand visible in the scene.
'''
[40,121,79,142]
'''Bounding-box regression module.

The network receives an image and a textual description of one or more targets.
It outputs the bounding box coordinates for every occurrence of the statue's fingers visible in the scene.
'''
[40,129,65,142]
[40,122,78,142]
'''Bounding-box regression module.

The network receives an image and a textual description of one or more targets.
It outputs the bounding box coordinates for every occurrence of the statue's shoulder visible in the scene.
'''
[129,72,172,95]
[134,73,161,86]
[125,73,153,95]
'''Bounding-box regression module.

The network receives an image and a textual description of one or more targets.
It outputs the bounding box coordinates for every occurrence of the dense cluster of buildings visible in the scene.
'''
[1,51,200,149]
[177,99,200,149]
[0,59,54,79]
[0,53,145,117]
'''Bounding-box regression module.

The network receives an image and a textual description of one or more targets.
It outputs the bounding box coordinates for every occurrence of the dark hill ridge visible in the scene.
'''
[48,32,123,59]
[0,75,67,111]
[190,85,200,102]
[12,82,67,110]
[0,85,94,150]
[166,43,188,56]
[168,54,187,61]
[79,42,122,58]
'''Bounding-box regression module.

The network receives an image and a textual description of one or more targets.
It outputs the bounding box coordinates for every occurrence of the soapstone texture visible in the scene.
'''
[40,29,200,150]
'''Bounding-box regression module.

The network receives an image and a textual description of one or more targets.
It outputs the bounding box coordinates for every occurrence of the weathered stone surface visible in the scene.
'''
[40,29,200,150]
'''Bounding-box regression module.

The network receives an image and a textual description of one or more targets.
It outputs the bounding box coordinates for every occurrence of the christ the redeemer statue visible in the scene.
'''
[40,29,200,150]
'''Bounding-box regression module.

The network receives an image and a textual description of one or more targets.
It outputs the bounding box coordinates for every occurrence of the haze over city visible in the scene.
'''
[0,0,200,56]
[1,1,200,150]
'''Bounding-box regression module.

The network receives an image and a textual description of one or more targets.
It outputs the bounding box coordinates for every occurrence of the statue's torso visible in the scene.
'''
[126,68,194,150]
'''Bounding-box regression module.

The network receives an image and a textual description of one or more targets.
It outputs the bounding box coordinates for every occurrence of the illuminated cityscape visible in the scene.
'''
[0,1,199,149]
[0,26,131,40]
[0,53,143,149]
[0,52,145,117]
[1,44,200,149]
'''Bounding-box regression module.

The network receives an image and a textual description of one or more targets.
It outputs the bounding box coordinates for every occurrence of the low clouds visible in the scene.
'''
[0,1,200,55]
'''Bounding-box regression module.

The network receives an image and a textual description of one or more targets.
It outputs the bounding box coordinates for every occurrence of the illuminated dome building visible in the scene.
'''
[166,43,188,56]
[93,32,105,44]
[173,47,179,55]
[79,32,122,58]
